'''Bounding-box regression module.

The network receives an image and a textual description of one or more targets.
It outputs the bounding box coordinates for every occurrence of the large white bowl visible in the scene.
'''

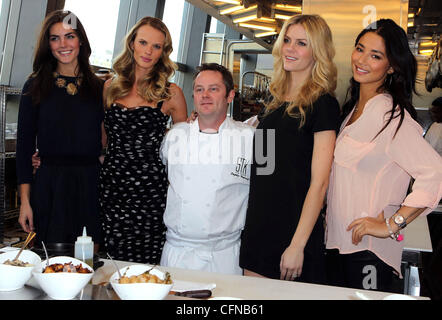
[32,256,94,300]
[0,250,41,291]
[110,264,173,300]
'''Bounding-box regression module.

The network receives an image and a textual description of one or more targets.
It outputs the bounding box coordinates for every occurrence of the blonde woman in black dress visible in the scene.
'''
[240,14,339,284]
[100,17,187,263]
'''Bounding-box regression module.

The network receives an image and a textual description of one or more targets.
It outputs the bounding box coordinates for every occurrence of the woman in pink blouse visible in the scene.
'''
[325,19,442,292]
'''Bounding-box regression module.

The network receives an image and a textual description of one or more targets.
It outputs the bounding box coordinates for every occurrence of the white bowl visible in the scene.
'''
[32,256,94,300]
[0,250,41,291]
[110,264,173,300]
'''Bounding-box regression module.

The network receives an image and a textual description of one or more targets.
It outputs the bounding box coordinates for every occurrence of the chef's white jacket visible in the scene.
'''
[159,117,255,275]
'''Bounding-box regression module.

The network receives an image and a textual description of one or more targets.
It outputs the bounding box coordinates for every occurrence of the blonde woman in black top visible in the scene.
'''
[240,14,339,284]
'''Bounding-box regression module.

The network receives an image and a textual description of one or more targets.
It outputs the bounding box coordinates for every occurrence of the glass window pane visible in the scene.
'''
[210,17,218,33]
[162,0,185,62]
[64,0,120,68]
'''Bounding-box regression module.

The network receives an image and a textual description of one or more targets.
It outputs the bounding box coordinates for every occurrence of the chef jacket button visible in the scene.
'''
[206,203,211,207]
[211,179,216,183]
[186,176,191,180]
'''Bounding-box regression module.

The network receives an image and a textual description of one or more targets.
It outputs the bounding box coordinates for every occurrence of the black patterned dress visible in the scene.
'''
[99,102,169,263]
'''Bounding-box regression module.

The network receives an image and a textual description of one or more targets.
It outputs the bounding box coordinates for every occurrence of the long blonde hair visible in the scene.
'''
[105,16,176,107]
[267,14,337,127]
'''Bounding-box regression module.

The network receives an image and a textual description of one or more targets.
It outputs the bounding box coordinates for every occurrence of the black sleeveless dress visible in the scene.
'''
[99,102,169,263]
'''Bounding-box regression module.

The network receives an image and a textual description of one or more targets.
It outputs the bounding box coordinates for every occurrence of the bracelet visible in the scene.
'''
[385,218,404,242]
[385,218,396,240]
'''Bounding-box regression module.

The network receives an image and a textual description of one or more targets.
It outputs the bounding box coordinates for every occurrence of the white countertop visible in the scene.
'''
[0,247,429,300]
[92,259,429,300]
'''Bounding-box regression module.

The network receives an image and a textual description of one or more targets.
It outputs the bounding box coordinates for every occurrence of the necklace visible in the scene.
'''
[53,72,82,95]
[354,102,359,113]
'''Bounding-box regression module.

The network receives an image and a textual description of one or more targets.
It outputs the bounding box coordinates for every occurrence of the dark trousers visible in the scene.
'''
[325,249,396,292]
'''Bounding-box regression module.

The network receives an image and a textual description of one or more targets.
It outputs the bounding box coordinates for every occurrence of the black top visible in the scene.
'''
[16,76,104,185]
[239,93,340,281]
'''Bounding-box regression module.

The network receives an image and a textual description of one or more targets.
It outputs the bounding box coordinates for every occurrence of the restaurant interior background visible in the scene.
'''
[0,0,441,298]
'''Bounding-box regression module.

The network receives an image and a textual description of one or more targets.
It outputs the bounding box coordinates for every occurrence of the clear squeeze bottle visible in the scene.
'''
[74,226,94,268]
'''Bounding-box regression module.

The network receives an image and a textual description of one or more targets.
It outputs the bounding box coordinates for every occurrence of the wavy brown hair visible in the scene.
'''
[105,16,176,108]
[266,14,337,128]
[28,10,102,105]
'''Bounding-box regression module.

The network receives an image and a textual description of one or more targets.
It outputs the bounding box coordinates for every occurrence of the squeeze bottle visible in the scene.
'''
[74,226,94,268]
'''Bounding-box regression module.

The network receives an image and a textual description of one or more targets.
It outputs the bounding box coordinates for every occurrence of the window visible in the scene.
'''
[209,16,218,33]
[64,0,120,68]
[0,0,6,75]
[162,0,185,62]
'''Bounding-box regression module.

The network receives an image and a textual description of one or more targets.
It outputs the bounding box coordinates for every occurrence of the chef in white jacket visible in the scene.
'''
[160,63,255,275]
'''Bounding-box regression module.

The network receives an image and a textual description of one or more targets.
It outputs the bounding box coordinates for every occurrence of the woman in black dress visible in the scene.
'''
[16,11,104,245]
[100,17,187,263]
[239,14,340,284]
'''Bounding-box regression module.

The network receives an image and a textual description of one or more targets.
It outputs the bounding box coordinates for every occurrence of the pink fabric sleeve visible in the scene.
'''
[386,116,442,215]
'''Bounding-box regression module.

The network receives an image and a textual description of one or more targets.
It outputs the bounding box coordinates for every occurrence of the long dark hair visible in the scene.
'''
[342,19,418,138]
[28,10,102,105]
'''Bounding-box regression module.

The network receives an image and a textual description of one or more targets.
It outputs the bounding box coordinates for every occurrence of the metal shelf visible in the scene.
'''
[1,85,22,243]
[4,208,19,221]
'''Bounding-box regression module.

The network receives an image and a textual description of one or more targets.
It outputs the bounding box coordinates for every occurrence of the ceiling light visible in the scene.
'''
[258,17,276,22]
[228,4,257,15]
[275,14,292,20]
[420,41,437,46]
[419,49,433,55]
[220,5,244,15]
[408,13,414,18]
[233,14,257,23]
[216,0,241,4]
[255,31,278,38]
[239,22,276,32]
[274,4,302,13]
[408,21,414,27]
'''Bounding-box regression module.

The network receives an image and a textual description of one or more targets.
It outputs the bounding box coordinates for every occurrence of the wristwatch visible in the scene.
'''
[393,213,407,229]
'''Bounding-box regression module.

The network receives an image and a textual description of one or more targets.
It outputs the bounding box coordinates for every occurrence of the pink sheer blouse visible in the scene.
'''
[326,94,442,276]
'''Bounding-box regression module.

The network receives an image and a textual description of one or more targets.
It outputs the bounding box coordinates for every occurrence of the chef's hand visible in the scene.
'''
[187,110,198,123]
[280,245,304,281]
[347,211,389,245]
[18,203,34,233]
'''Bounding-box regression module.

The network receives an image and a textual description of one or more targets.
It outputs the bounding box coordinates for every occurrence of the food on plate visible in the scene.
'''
[3,259,33,267]
[119,270,172,284]
[43,262,92,274]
